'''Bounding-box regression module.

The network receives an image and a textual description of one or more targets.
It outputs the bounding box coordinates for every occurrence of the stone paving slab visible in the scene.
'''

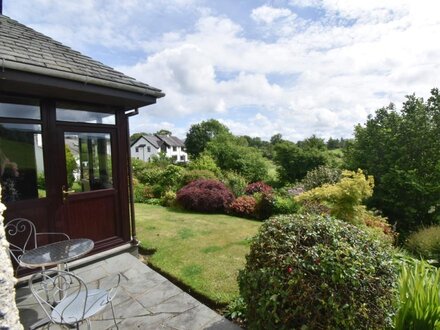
[16,253,240,330]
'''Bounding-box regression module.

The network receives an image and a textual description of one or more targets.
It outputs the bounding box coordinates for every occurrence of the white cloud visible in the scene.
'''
[251,5,293,24]
[7,0,440,141]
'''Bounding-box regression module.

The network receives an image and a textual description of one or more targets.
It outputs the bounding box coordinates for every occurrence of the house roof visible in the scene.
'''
[130,134,185,148]
[0,15,164,98]
[156,135,185,147]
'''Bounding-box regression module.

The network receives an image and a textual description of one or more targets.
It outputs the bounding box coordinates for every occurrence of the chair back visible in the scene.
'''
[5,218,38,265]
[29,270,88,325]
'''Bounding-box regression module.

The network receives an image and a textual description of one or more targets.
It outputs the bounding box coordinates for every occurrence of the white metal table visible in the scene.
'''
[20,238,94,270]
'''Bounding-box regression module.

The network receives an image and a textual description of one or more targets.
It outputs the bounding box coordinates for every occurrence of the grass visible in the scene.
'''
[135,204,261,305]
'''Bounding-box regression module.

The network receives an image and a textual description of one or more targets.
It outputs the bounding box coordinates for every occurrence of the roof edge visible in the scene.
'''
[2,59,165,99]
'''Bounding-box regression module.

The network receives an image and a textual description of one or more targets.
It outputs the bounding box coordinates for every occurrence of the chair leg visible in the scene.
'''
[110,301,118,329]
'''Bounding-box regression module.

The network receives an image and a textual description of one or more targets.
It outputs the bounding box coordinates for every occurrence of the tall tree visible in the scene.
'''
[206,134,269,182]
[297,135,326,150]
[185,119,230,158]
[155,129,172,136]
[274,141,327,183]
[345,89,440,235]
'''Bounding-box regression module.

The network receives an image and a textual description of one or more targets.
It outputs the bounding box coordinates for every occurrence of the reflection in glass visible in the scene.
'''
[0,124,45,202]
[65,132,113,192]
[56,109,115,125]
[0,99,40,120]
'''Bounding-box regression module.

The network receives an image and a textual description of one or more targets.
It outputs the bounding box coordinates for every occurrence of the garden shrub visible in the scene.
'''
[239,214,398,330]
[295,169,374,225]
[302,165,341,191]
[405,225,440,263]
[180,169,218,186]
[222,171,248,197]
[245,181,273,196]
[253,192,274,220]
[272,195,300,215]
[176,179,234,213]
[132,158,163,185]
[229,196,257,218]
[187,153,221,176]
[158,164,184,191]
[145,198,161,205]
[132,180,154,203]
[160,191,177,207]
[394,258,440,330]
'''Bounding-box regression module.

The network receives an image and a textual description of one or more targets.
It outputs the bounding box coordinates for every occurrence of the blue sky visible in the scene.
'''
[5,0,440,141]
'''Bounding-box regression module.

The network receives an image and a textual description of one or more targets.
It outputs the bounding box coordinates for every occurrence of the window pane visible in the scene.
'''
[65,132,113,192]
[0,123,45,202]
[56,109,115,125]
[0,98,40,120]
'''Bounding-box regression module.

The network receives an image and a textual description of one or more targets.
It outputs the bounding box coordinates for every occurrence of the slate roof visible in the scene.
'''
[156,135,185,147]
[131,134,185,148]
[0,15,164,98]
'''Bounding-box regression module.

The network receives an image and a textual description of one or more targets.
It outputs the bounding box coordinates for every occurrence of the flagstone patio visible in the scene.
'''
[16,253,239,329]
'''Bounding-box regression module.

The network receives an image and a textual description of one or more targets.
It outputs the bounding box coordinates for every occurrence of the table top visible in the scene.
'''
[19,238,94,268]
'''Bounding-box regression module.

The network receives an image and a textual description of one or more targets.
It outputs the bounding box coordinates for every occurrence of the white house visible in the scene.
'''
[131,134,188,163]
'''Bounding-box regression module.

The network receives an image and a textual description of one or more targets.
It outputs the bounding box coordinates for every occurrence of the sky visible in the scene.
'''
[4,0,440,141]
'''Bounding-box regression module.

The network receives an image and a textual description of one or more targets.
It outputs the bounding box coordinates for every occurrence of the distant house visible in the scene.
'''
[131,134,188,163]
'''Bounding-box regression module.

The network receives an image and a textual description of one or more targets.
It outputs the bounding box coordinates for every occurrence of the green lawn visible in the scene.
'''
[135,204,261,305]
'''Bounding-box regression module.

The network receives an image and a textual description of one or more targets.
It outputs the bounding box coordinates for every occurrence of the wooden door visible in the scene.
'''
[56,126,124,251]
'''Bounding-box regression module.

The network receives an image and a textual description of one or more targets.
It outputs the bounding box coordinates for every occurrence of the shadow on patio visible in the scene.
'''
[16,253,239,329]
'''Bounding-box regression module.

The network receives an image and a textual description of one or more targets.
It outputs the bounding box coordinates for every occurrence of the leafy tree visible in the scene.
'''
[130,132,148,143]
[297,134,326,150]
[270,133,284,145]
[155,129,172,136]
[327,137,349,150]
[345,89,440,235]
[274,141,327,183]
[185,119,230,158]
[187,153,221,176]
[206,134,269,182]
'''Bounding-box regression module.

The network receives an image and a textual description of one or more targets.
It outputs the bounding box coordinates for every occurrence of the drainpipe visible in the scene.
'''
[125,108,139,246]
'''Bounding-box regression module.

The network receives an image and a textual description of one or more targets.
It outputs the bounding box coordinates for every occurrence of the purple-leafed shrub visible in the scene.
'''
[245,181,273,196]
[176,179,234,213]
[229,196,257,218]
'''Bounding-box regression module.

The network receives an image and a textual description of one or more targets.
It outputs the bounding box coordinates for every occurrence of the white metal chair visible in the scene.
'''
[5,218,70,275]
[29,269,120,329]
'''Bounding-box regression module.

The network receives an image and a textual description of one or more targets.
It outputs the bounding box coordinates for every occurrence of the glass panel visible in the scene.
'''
[64,132,113,192]
[0,98,40,120]
[56,109,115,125]
[0,123,45,202]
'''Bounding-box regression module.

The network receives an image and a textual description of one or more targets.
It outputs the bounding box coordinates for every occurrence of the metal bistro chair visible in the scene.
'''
[29,269,120,329]
[5,218,70,275]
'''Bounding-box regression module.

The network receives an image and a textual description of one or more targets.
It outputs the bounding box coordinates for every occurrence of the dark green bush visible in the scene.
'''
[405,225,440,263]
[239,214,398,330]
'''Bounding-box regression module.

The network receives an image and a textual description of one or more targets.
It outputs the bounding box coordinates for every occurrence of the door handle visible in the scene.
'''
[62,185,75,202]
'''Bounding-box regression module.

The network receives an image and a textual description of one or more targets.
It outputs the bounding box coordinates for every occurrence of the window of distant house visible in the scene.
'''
[180,155,185,161]
[173,146,177,151]
[0,97,46,203]
[147,146,151,152]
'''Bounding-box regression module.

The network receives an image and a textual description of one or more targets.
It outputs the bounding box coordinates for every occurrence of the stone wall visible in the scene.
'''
[0,186,23,330]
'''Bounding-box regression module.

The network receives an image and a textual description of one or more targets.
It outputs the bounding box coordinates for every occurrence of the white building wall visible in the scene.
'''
[165,146,188,163]
[131,138,159,162]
